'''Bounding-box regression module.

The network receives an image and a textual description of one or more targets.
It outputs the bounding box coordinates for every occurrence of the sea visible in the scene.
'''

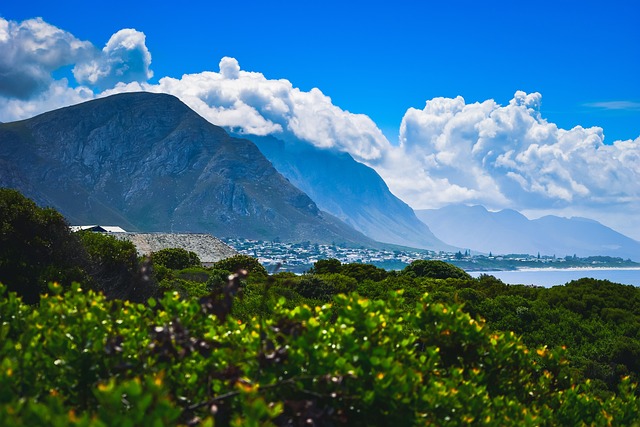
[468,268,640,288]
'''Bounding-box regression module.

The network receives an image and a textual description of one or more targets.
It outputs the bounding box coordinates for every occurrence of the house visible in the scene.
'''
[69,225,127,233]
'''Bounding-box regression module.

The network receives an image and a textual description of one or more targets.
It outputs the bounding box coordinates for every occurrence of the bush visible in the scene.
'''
[308,258,342,275]
[152,248,201,270]
[402,259,472,280]
[78,231,153,301]
[1,282,639,425]
[0,188,87,303]
[340,263,388,282]
[212,254,267,278]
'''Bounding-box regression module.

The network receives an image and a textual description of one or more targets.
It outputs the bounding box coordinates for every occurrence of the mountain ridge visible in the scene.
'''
[416,204,640,261]
[241,133,454,252]
[0,92,377,246]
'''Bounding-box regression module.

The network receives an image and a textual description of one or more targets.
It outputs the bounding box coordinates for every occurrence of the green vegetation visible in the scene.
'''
[152,248,201,270]
[0,189,155,304]
[2,189,640,424]
[0,188,88,304]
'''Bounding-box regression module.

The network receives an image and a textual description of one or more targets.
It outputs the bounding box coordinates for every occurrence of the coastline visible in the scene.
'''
[468,267,640,287]
[512,266,640,272]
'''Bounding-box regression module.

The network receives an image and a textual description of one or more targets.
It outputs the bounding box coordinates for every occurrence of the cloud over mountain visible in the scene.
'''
[0,17,92,99]
[390,91,640,212]
[138,57,391,162]
[0,18,153,121]
[73,28,152,90]
[0,17,638,239]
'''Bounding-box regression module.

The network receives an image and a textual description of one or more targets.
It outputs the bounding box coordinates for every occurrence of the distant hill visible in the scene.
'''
[243,134,454,252]
[0,92,376,246]
[416,205,640,261]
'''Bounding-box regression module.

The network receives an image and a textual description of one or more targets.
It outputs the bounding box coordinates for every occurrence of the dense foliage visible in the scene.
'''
[0,188,88,304]
[152,248,201,271]
[0,189,154,303]
[2,280,640,426]
[3,189,640,424]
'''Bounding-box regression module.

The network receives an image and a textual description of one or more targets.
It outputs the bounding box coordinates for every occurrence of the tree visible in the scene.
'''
[213,254,267,277]
[308,258,342,275]
[79,231,154,301]
[0,188,87,303]
[151,247,201,270]
[402,260,472,280]
[339,262,387,282]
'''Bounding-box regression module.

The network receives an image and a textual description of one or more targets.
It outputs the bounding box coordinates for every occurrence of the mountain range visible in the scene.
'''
[416,205,640,261]
[241,134,451,251]
[1,91,638,261]
[0,92,375,246]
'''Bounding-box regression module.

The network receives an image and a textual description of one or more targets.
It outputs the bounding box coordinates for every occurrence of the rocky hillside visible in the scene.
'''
[0,92,375,246]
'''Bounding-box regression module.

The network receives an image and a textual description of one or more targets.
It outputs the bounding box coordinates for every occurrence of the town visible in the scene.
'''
[222,238,639,273]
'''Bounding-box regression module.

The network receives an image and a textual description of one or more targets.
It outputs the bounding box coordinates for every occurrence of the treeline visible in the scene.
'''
[2,188,640,424]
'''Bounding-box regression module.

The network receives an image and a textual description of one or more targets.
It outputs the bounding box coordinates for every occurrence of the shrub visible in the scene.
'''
[212,254,268,278]
[308,258,342,275]
[0,188,87,303]
[402,259,472,280]
[152,248,201,270]
[1,282,639,425]
[78,231,153,301]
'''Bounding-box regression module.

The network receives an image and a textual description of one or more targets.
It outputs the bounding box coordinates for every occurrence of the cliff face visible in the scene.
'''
[0,92,374,245]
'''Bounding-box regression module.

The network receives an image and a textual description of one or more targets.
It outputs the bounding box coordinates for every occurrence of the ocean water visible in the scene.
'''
[468,268,640,288]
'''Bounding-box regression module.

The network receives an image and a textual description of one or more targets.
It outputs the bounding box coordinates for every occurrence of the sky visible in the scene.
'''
[1,1,639,239]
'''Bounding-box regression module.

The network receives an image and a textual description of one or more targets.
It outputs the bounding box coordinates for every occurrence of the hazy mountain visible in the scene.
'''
[416,205,640,261]
[241,134,453,251]
[0,92,377,246]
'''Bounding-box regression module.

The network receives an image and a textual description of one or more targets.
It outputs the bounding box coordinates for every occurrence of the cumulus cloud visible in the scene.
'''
[144,57,391,161]
[0,19,153,122]
[385,91,640,219]
[73,28,152,90]
[0,79,94,122]
[0,17,93,98]
[1,17,639,238]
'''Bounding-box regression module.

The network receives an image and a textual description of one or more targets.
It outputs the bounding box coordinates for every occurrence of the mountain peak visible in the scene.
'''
[416,205,640,260]
[0,92,375,246]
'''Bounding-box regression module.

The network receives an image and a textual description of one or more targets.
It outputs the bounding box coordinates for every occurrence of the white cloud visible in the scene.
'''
[73,28,152,90]
[142,58,391,162]
[219,56,240,79]
[0,17,93,98]
[384,92,640,238]
[1,18,639,239]
[0,19,154,122]
[586,101,640,110]
[0,79,94,122]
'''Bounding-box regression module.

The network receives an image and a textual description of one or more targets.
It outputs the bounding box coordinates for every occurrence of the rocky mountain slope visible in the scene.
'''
[0,92,376,246]
[243,134,453,251]
[416,205,640,261]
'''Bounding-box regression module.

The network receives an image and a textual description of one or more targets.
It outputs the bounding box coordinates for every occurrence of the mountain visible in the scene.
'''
[416,205,640,261]
[0,92,377,246]
[241,134,453,251]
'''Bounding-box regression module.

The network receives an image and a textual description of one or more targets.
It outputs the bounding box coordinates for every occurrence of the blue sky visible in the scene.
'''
[3,0,639,142]
[1,1,639,239]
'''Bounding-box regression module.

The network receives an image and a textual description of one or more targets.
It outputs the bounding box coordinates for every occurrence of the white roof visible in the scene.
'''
[69,225,127,233]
